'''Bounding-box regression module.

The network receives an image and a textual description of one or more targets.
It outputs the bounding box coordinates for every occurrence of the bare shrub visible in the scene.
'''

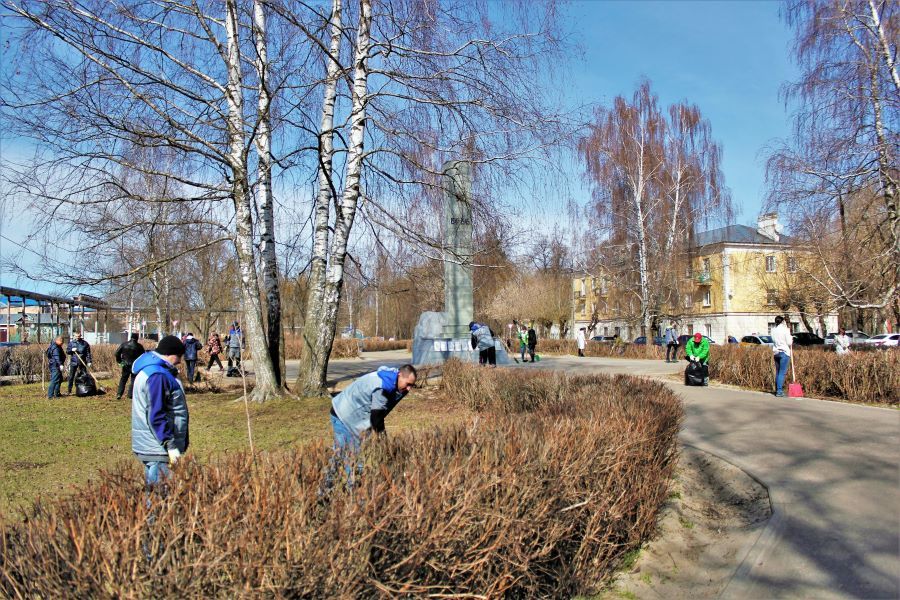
[360,338,411,352]
[284,335,360,360]
[536,339,665,359]
[0,361,681,597]
[709,346,898,404]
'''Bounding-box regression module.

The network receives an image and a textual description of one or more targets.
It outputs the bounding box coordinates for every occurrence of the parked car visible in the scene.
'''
[677,334,715,346]
[823,331,870,345]
[864,333,899,347]
[792,332,824,346]
[633,336,663,346]
[740,335,774,347]
[591,335,618,343]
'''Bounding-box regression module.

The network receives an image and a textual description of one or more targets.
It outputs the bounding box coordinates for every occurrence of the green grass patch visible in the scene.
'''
[679,516,695,529]
[0,379,458,517]
[619,546,642,570]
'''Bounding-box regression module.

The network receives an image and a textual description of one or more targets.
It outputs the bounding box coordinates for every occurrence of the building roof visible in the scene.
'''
[694,224,792,248]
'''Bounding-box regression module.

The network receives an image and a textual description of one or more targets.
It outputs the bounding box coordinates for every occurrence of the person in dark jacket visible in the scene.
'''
[46,336,66,399]
[115,333,146,400]
[131,335,188,487]
[66,332,92,395]
[182,333,203,383]
[527,324,538,362]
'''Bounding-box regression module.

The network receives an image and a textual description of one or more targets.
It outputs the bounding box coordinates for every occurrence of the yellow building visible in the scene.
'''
[572,214,838,342]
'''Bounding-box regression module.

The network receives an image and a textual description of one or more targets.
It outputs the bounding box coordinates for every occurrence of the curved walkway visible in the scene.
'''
[296,351,899,598]
[526,354,900,599]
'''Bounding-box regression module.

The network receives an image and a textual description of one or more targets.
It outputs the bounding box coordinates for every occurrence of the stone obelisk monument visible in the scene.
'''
[441,161,474,338]
[411,161,510,365]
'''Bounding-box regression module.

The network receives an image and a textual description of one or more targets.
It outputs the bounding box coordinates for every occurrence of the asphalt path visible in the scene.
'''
[283,351,899,598]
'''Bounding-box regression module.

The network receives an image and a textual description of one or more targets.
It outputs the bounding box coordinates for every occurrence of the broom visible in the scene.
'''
[787,351,804,398]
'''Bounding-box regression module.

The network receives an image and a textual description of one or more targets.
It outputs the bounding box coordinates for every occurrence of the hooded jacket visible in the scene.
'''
[46,343,66,371]
[67,338,92,364]
[331,367,408,438]
[131,351,189,462]
[470,324,495,351]
[183,336,202,361]
[685,337,710,362]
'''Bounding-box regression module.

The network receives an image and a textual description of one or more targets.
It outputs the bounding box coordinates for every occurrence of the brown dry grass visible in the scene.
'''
[0,361,681,597]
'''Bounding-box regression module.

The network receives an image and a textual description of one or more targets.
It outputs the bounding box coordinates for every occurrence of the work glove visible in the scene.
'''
[167,448,181,465]
[87,362,92,368]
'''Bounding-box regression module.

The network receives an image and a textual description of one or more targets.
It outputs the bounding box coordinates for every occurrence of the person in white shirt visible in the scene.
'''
[576,328,586,357]
[834,328,852,355]
[770,315,793,397]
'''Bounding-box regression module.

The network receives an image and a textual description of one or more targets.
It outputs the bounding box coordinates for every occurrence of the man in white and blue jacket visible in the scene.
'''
[131,335,189,487]
[330,364,417,451]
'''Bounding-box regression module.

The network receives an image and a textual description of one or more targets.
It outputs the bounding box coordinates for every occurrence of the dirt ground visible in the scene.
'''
[599,445,772,599]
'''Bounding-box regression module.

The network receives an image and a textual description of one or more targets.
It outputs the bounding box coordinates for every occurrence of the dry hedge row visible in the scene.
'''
[0,362,682,598]
[709,345,899,404]
[0,343,123,383]
[534,339,664,360]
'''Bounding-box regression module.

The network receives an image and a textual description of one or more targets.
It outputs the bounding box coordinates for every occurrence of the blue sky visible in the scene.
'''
[562,0,797,224]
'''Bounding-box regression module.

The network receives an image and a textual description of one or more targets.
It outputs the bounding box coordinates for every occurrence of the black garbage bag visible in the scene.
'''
[75,371,97,397]
[684,361,708,386]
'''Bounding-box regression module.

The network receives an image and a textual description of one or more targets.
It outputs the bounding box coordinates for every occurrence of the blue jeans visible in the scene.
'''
[48,367,63,398]
[143,460,171,487]
[324,414,362,492]
[185,360,197,383]
[774,352,789,395]
[520,343,527,361]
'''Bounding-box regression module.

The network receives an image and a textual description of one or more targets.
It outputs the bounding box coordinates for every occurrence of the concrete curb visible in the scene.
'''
[680,439,786,600]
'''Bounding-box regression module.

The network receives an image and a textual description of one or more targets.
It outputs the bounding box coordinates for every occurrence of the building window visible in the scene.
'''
[787,256,797,273]
[705,324,712,338]
[603,326,609,336]
[687,324,694,335]
[766,290,777,305]
[600,277,608,295]
[766,255,776,273]
[614,326,620,337]
[685,264,693,278]
[580,279,586,296]
[683,293,692,308]
[703,289,711,307]
[577,301,586,315]
[702,258,710,276]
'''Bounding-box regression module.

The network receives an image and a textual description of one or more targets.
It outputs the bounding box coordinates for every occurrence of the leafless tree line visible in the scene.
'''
[1,0,571,398]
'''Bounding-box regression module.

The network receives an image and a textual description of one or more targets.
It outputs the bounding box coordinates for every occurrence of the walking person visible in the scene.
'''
[664,325,679,362]
[206,332,224,371]
[517,325,528,362]
[114,333,146,400]
[46,336,66,399]
[527,323,538,363]
[66,332,92,395]
[183,333,202,384]
[227,323,243,369]
[834,328,852,356]
[771,315,793,397]
[131,335,189,487]
[325,364,417,489]
[470,321,497,366]
[576,327,586,357]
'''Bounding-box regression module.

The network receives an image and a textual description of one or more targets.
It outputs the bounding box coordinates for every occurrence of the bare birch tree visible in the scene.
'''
[766,0,898,324]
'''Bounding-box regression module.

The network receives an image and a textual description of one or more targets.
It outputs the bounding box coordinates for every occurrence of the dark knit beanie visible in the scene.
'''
[156,335,186,357]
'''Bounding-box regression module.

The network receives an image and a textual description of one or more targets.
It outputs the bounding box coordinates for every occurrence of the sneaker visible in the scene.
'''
[775,392,785,397]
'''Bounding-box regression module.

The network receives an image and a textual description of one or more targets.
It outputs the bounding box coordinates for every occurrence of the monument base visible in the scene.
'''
[411,311,511,366]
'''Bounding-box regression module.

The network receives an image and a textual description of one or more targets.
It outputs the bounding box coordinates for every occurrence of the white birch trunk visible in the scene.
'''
[867,0,900,95]
[225,0,279,401]
[303,0,372,394]
[297,0,344,395]
[253,0,285,387]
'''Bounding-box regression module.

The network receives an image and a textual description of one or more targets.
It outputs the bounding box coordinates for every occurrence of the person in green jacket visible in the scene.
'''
[685,332,710,385]
[685,332,710,364]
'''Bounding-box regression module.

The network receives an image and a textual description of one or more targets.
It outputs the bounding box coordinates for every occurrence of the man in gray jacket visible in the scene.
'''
[324,364,416,491]
[131,335,188,487]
